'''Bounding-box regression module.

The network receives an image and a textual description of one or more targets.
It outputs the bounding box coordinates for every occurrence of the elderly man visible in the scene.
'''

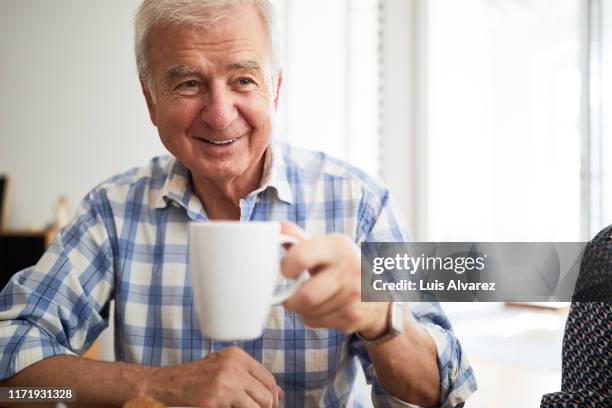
[0,0,476,406]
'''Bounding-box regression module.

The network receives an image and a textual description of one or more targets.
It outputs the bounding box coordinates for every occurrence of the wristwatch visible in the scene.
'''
[356,303,404,346]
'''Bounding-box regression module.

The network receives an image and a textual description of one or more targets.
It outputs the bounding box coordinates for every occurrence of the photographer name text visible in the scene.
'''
[369,253,496,292]
[372,279,496,291]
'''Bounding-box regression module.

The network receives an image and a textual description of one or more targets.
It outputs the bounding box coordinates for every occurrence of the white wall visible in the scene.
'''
[0,0,165,230]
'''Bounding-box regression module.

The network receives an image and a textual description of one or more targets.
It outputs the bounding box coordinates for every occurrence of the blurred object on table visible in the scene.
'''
[123,394,167,408]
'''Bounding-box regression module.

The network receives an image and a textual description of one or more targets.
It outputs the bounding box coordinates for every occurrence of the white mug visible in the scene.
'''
[188,221,305,340]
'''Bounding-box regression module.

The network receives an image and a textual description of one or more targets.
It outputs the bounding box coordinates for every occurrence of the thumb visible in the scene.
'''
[280,220,309,242]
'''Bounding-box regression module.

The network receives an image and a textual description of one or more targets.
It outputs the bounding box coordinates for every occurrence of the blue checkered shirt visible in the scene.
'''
[0,141,476,407]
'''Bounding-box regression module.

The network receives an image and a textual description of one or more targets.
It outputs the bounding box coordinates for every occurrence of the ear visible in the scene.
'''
[140,78,158,126]
[273,70,283,111]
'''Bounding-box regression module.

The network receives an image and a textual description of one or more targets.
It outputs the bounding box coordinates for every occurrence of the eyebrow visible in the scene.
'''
[226,60,262,72]
[165,64,202,78]
[165,61,262,76]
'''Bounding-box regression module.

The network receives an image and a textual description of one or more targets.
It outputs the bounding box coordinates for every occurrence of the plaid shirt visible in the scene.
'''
[0,141,476,407]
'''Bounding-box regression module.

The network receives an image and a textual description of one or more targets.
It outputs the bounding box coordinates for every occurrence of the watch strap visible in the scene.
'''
[355,303,403,346]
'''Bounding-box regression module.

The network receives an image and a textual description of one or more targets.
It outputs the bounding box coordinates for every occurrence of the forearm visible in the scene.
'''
[365,312,441,407]
[0,355,157,407]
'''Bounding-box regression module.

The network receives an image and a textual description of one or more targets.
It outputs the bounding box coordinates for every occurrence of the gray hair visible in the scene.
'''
[134,0,281,92]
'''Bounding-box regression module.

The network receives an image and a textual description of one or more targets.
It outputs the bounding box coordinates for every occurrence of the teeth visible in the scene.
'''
[205,138,237,145]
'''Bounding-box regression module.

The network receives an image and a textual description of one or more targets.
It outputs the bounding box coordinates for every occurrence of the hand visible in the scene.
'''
[280,221,388,337]
[143,346,282,407]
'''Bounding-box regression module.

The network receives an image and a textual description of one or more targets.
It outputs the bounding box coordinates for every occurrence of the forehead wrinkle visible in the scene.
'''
[186,35,272,66]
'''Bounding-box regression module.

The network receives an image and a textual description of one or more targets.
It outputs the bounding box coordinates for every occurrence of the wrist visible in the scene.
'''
[123,363,167,403]
[357,302,390,339]
[145,366,179,404]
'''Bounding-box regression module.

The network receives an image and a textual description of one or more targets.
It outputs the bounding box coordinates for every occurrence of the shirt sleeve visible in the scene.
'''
[0,191,115,381]
[353,187,477,407]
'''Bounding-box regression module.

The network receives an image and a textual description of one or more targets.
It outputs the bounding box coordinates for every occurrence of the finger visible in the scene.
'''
[288,274,363,331]
[246,360,279,405]
[232,389,264,408]
[280,220,309,241]
[300,284,353,320]
[243,379,277,408]
[283,268,343,312]
[301,305,361,333]
[281,235,354,279]
[225,346,277,395]
[218,347,278,406]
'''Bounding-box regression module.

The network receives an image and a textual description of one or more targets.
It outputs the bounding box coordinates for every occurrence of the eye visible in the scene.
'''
[176,80,201,94]
[183,80,200,88]
[237,77,255,86]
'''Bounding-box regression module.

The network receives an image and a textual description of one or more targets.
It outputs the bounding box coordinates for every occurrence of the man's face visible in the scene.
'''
[143,5,280,183]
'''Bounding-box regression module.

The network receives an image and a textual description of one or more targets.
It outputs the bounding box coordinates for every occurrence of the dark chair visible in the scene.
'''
[540,225,611,407]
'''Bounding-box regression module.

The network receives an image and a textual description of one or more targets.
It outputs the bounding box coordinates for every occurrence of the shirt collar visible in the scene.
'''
[154,140,293,212]
[153,158,205,218]
[260,140,294,204]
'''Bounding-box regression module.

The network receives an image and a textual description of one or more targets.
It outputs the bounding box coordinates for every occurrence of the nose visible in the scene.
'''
[200,82,237,131]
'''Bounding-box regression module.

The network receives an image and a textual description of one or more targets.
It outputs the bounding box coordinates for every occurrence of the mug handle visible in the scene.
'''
[270,234,309,304]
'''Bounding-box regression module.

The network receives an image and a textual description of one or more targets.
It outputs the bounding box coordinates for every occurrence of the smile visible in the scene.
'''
[201,137,240,145]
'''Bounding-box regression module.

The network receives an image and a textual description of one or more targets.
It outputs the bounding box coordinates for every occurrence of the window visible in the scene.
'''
[424,0,584,241]
[272,0,381,177]
[273,0,610,241]
[375,2,611,406]
[592,0,612,232]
